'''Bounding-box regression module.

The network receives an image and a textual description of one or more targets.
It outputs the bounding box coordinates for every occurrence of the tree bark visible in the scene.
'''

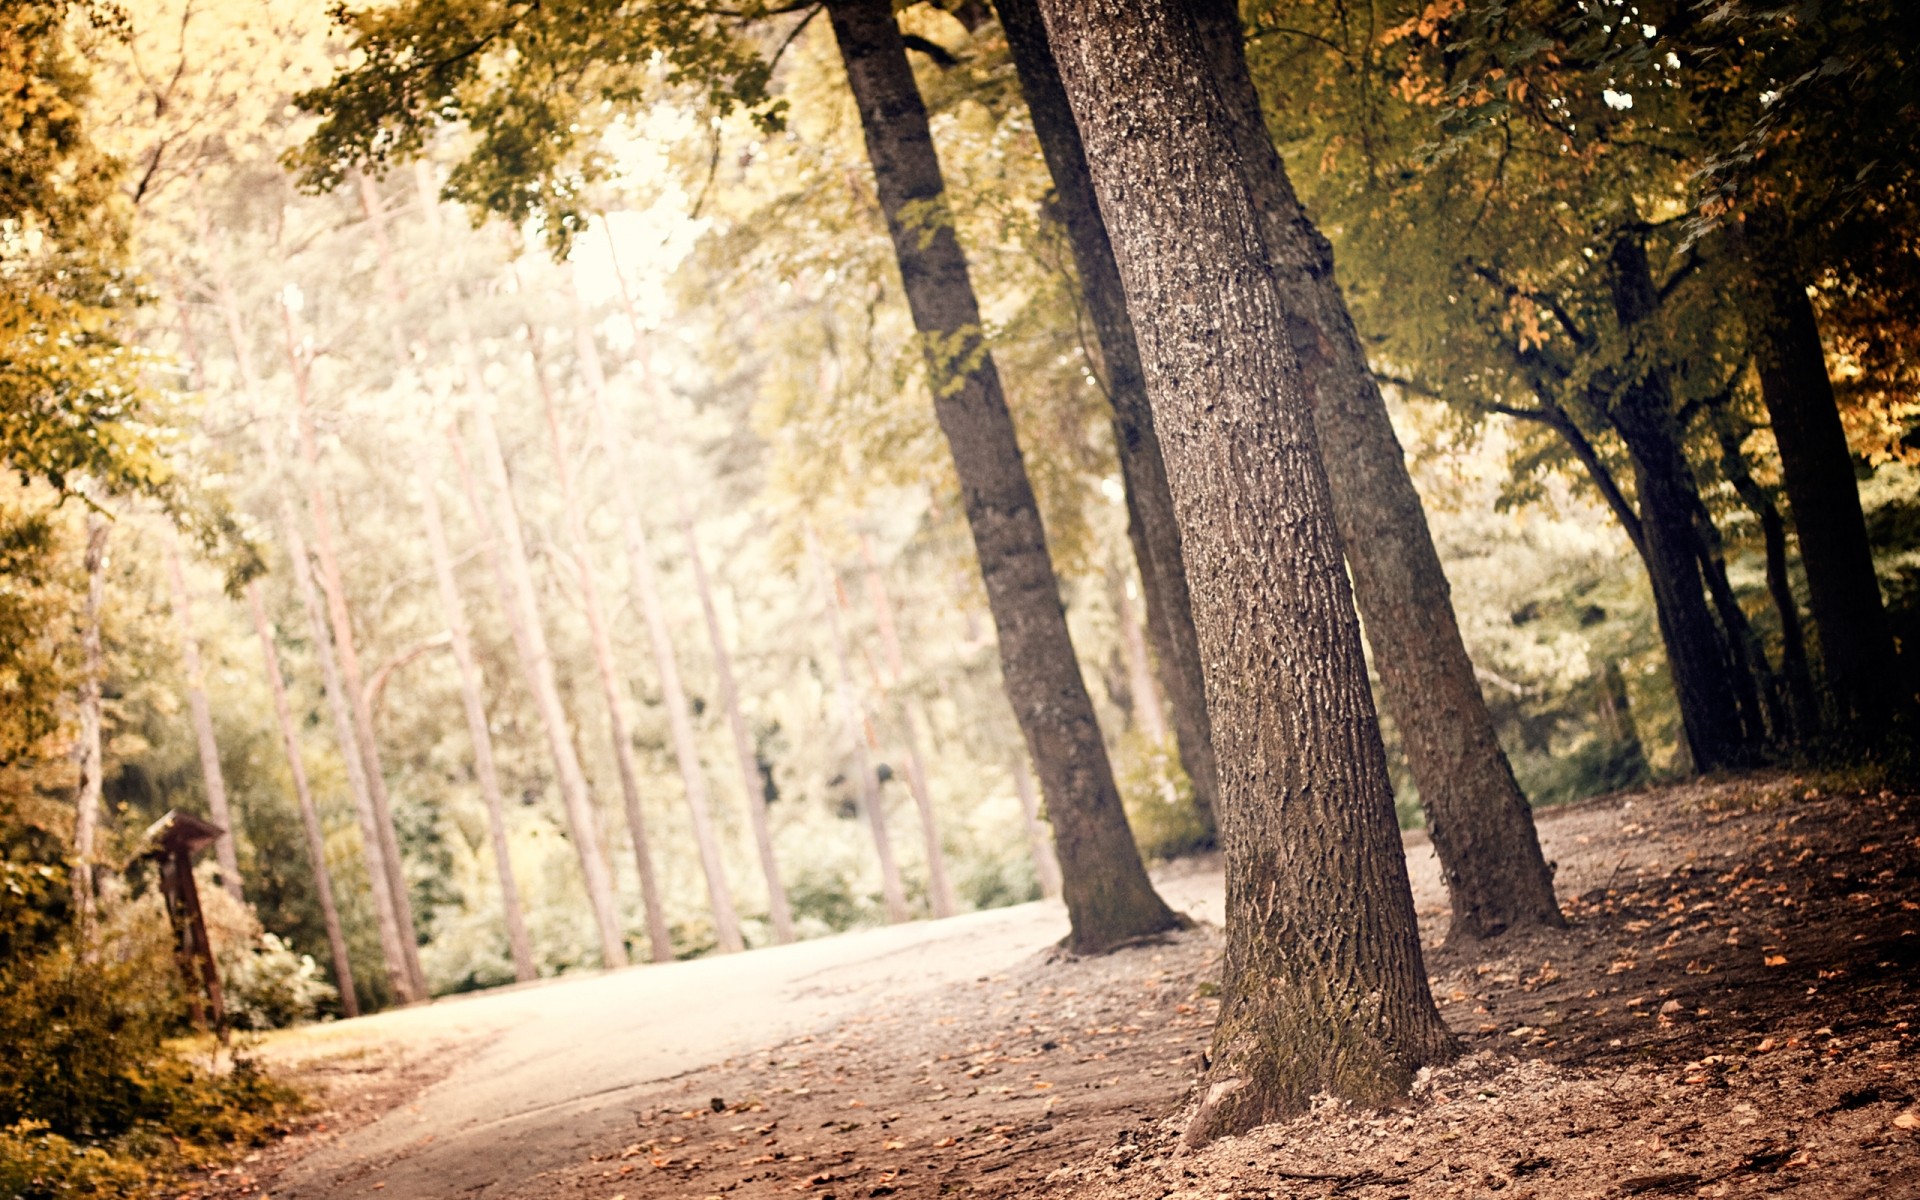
[993,0,1217,832]
[70,507,109,944]
[1739,232,1905,733]
[246,581,361,1014]
[809,529,910,923]
[1011,755,1062,898]
[165,533,243,900]
[858,534,957,918]
[456,408,631,969]
[414,458,537,982]
[1035,0,1458,1135]
[826,0,1180,953]
[568,324,742,954]
[1190,0,1562,939]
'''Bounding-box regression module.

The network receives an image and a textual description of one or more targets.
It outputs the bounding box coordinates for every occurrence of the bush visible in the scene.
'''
[0,1122,149,1200]
[198,877,336,1030]
[1114,734,1213,862]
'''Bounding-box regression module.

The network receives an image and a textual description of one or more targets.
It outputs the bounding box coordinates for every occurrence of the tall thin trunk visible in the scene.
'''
[414,459,537,982]
[71,507,109,943]
[808,529,909,923]
[1111,568,1169,743]
[246,581,360,1015]
[1011,756,1062,898]
[858,534,956,918]
[595,237,793,943]
[994,0,1217,832]
[1037,0,1458,1135]
[456,409,630,968]
[1690,500,1780,741]
[826,0,1179,952]
[568,323,741,954]
[165,533,243,899]
[1739,228,1906,732]
[282,306,429,1000]
[1191,0,1562,938]
[1599,660,1651,780]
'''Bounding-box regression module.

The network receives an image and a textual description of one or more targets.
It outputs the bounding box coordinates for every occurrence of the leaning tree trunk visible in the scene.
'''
[994,0,1217,833]
[808,529,910,923]
[1739,228,1905,733]
[247,581,361,1014]
[1036,0,1459,1137]
[1188,0,1561,939]
[70,507,109,944]
[457,409,630,969]
[826,0,1179,952]
[415,459,538,983]
[165,533,243,900]
[568,323,742,954]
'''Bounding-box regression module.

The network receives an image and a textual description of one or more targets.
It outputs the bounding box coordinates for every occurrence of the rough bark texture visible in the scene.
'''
[166,535,243,900]
[1035,0,1458,1135]
[247,581,361,1013]
[463,408,630,969]
[70,509,108,942]
[1011,756,1063,898]
[415,460,537,983]
[571,325,742,954]
[1191,0,1562,939]
[993,0,1217,832]
[1740,234,1905,733]
[859,534,956,919]
[827,0,1179,953]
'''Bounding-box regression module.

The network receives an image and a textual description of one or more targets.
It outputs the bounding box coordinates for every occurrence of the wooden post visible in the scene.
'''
[143,810,228,1037]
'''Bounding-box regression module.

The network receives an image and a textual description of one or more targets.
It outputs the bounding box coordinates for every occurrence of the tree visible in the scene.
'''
[1036,0,1457,1134]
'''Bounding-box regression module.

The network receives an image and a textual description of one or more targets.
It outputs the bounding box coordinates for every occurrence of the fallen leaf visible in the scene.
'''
[1894,1112,1920,1130]
[1764,954,1788,967]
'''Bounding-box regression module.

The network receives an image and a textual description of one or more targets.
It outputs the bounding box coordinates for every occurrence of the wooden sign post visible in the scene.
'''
[141,810,228,1037]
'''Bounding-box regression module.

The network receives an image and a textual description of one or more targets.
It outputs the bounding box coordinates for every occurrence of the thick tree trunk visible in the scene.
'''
[1011,756,1063,898]
[569,325,743,954]
[1740,237,1905,733]
[858,534,956,918]
[165,534,243,900]
[246,581,361,1014]
[1605,227,1756,772]
[1035,0,1458,1135]
[1111,568,1169,743]
[826,0,1179,952]
[809,530,910,923]
[456,409,630,969]
[1190,0,1561,939]
[414,459,537,983]
[71,508,109,943]
[993,0,1216,831]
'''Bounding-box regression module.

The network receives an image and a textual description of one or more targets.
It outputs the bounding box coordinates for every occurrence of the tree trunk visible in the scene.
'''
[414,459,537,982]
[858,534,957,918]
[1011,756,1062,898]
[1111,567,1169,743]
[1035,0,1459,1135]
[246,581,361,1014]
[826,0,1179,953]
[1690,501,1780,742]
[993,0,1217,832]
[70,507,109,944]
[165,533,243,900]
[1604,226,1756,772]
[1599,660,1651,779]
[1740,233,1905,733]
[568,324,742,954]
[456,409,631,969]
[808,529,909,923]
[1190,0,1562,939]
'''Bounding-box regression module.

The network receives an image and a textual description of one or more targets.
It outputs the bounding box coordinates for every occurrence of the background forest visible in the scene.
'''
[3,0,1915,1192]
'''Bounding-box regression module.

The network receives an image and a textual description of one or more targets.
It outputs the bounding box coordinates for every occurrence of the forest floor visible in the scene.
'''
[184,771,1920,1200]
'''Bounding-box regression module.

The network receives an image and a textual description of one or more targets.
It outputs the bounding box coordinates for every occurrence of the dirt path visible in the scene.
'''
[185,774,1920,1199]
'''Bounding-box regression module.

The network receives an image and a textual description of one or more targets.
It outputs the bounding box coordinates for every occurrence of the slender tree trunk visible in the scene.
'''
[165,533,243,899]
[808,529,910,923]
[246,581,360,1014]
[1189,0,1562,938]
[994,0,1217,832]
[1739,231,1905,733]
[1011,756,1062,898]
[1599,661,1651,780]
[1036,0,1458,1135]
[826,0,1179,952]
[1605,226,1756,771]
[452,411,630,968]
[1111,568,1169,743]
[568,325,742,954]
[71,508,109,943]
[595,231,794,946]
[858,534,956,918]
[1690,502,1780,742]
[414,459,538,982]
